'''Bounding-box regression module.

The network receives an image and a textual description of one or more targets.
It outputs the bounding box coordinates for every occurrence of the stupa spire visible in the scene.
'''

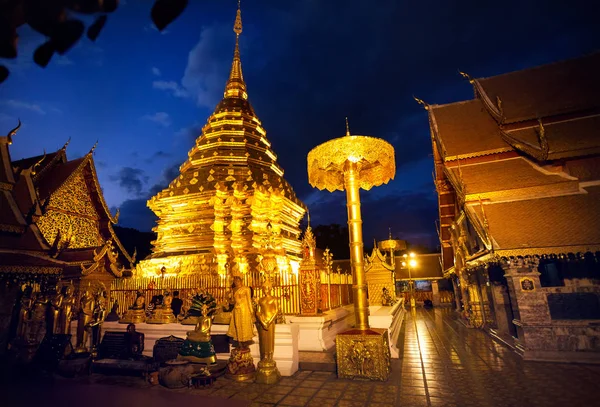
[224,1,248,100]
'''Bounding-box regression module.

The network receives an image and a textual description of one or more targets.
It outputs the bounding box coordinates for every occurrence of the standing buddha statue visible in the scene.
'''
[75,288,95,353]
[15,285,34,340]
[225,276,256,381]
[255,279,281,384]
[47,284,63,335]
[58,284,76,335]
[89,291,108,357]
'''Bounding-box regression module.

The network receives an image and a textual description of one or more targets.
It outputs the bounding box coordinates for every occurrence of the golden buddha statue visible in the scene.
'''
[119,291,147,324]
[29,291,48,343]
[47,284,63,335]
[227,276,255,347]
[255,279,281,384]
[16,285,34,339]
[58,284,76,335]
[225,276,256,381]
[89,291,108,357]
[147,291,177,324]
[75,288,95,353]
[178,304,217,364]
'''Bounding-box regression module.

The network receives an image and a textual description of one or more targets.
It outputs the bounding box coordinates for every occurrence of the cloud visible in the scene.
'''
[1,99,46,115]
[174,122,202,144]
[144,150,172,164]
[152,80,189,98]
[181,23,231,109]
[142,112,172,127]
[151,67,161,76]
[55,56,74,66]
[117,162,180,232]
[109,167,149,197]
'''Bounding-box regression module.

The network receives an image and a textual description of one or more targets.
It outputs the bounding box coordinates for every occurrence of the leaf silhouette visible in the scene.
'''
[0,28,18,59]
[87,15,107,41]
[0,66,9,84]
[151,0,188,32]
[101,0,119,13]
[52,19,85,55]
[33,41,55,67]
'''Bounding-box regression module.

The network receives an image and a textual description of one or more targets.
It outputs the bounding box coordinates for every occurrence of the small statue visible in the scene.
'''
[15,285,34,340]
[255,279,281,384]
[75,287,95,352]
[227,276,255,347]
[147,291,177,324]
[46,285,62,335]
[57,284,76,335]
[381,287,396,306]
[105,300,120,322]
[119,291,146,324]
[89,291,107,357]
[178,304,217,364]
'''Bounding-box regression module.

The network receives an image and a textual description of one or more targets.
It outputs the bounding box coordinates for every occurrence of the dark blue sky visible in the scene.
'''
[2,0,599,249]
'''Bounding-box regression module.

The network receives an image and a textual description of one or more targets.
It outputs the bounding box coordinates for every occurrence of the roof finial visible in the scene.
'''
[6,119,21,145]
[61,137,71,151]
[388,227,392,240]
[345,117,351,137]
[89,140,98,155]
[307,208,311,228]
[234,0,242,35]
[224,0,247,99]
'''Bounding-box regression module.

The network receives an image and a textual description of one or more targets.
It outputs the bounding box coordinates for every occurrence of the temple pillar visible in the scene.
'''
[431,280,440,307]
[502,259,553,355]
[451,278,462,311]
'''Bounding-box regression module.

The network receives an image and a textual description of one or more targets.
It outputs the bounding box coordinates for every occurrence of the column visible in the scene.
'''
[431,280,440,307]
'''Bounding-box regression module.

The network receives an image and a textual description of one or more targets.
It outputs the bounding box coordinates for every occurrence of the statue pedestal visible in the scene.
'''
[288,306,352,351]
[225,347,255,382]
[335,328,391,381]
[368,299,405,358]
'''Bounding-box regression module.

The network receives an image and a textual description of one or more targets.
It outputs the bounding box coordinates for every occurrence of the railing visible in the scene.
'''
[110,271,301,316]
[319,271,353,311]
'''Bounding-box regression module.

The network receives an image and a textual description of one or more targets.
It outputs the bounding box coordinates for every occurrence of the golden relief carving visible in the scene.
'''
[336,328,391,381]
[38,210,101,249]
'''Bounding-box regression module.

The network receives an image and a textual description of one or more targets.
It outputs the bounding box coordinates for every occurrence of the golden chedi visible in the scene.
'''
[136,2,306,279]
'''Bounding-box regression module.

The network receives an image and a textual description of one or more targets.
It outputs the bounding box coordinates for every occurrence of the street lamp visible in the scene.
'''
[402,253,417,308]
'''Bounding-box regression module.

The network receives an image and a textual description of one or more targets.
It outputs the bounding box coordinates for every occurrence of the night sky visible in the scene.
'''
[1,0,599,250]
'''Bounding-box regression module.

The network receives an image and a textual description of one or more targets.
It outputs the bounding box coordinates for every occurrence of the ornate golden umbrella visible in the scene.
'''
[307,120,395,381]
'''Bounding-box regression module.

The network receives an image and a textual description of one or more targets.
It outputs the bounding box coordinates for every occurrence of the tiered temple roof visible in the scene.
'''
[138,4,306,277]
[427,53,600,273]
[0,127,133,283]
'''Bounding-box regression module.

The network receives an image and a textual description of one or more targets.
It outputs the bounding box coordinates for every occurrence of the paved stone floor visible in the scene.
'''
[5,307,600,407]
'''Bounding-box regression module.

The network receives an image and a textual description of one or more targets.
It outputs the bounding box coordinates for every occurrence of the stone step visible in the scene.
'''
[298,351,336,372]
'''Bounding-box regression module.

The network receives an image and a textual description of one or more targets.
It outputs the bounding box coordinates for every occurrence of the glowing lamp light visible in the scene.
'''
[348,155,361,163]
[409,259,417,268]
[289,260,300,275]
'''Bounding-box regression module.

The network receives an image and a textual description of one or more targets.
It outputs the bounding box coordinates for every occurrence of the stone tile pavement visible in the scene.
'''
[5,307,600,407]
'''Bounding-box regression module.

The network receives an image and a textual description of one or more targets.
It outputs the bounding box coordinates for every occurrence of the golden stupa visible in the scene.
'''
[137,4,306,279]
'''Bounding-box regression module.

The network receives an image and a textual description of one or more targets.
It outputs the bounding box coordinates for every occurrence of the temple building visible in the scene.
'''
[425,53,600,362]
[135,5,306,285]
[0,124,134,351]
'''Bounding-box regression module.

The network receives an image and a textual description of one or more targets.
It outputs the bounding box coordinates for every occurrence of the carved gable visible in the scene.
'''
[37,169,102,248]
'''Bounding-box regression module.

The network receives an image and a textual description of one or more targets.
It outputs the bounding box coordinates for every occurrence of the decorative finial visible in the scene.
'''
[413,96,429,110]
[345,117,351,137]
[458,70,474,84]
[89,140,98,154]
[6,119,21,145]
[388,227,392,240]
[32,149,46,175]
[307,208,311,228]
[234,0,242,35]
[61,137,71,150]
